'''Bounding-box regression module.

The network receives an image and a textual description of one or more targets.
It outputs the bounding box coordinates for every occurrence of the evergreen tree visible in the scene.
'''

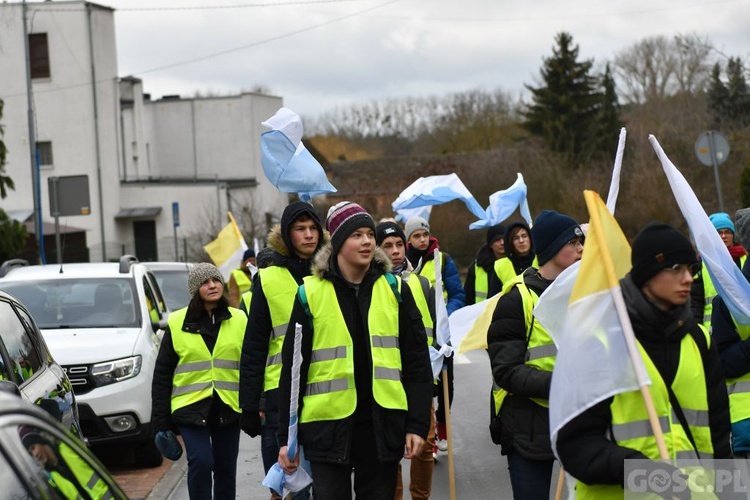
[707,62,728,128]
[587,63,622,157]
[523,32,602,165]
[725,57,750,127]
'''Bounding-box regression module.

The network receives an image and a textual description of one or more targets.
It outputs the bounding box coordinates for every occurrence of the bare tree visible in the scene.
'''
[613,34,715,105]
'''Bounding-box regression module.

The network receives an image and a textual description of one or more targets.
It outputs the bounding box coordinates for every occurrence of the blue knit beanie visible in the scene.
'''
[531,210,582,266]
[709,212,735,233]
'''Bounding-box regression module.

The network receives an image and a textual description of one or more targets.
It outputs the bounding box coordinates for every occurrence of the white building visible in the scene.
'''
[0,1,287,263]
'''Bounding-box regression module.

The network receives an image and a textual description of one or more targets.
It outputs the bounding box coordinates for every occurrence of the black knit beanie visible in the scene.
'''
[531,210,582,266]
[375,221,406,246]
[486,224,507,245]
[630,222,698,288]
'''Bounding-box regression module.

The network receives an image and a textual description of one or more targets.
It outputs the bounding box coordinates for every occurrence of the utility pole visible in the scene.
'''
[22,0,44,263]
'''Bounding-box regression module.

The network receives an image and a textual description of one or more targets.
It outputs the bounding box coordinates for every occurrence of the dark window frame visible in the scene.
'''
[29,33,50,79]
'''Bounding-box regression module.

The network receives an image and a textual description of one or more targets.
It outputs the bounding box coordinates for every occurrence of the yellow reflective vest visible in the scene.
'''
[492,274,556,415]
[240,290,252,316]
[231,268,253,294]
[576,327,714,499]
[403,271,434,346]
[168,307,246,413]
[494,256,539,294]
[49,442,114,500]
[298,274,408,423]
[473,262,489,303]
[418,254,447,302]
[727,320,750,424]
[258,266,300,391]
[702,255,747,327]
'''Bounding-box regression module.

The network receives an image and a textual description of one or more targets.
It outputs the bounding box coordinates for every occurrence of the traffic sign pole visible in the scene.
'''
[707,131,725,213]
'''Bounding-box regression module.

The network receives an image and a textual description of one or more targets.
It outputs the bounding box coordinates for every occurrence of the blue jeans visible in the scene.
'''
[261,403,312,499]
[179,421,240,500]
[506,449,554,500]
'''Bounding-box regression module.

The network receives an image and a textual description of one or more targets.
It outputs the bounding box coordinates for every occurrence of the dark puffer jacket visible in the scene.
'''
[487,267,554,460]
[556,274,731,488]
[151,297,243,431]
[238,221,326,414]
[277,244,433,464]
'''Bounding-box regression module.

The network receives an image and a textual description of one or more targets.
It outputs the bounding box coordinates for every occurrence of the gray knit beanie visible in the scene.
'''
[735,208,750,250]
[188,262,224,297]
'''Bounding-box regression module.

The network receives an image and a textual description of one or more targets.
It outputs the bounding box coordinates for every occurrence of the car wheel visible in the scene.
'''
[134,439,164,467]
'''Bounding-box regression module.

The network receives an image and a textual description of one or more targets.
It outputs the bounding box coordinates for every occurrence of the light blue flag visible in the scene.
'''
[469,173,532,229]
[262,323,312,497]
[392,173,486,221]
[650,136,750,325]
[394,206,432,224]
[260,108,337,203]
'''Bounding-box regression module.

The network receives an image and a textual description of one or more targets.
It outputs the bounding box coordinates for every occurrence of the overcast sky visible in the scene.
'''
[96,0,748,120]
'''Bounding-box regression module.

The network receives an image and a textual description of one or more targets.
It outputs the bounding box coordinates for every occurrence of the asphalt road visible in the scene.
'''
[154,349,571,499]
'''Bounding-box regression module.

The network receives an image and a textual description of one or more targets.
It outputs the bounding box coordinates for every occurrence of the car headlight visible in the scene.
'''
[91,356,142,386]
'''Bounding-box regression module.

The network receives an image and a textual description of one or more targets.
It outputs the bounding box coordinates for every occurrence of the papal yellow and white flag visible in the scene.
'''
[204,212,248,282]
[541,191,650,458]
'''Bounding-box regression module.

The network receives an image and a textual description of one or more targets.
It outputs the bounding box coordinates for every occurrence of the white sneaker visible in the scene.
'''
[432,451,439,462]
[437,439,448,451]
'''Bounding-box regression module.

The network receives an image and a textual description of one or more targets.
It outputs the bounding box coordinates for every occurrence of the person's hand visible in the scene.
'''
[404,433,425,459]
[278,445,300,473]
[240,410,262,437]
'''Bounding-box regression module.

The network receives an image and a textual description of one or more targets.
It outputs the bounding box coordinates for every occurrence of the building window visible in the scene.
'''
[36,141,53,167]
[29,33,50,79]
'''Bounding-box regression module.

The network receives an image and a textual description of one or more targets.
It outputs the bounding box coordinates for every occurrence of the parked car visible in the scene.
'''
[0,289,82,441]
[0,383,128,500]
[144,261,194,311]
[0,255,170,467]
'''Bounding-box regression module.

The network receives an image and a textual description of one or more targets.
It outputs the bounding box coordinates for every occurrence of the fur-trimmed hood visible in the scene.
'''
[311,242,392,279]
[265,223,330,261]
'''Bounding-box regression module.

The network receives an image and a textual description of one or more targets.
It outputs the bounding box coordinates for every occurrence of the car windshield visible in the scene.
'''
[151,270,191,311]
[0,279,140,329]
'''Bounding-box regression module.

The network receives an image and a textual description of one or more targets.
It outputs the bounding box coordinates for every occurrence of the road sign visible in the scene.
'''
[695,131,730,167]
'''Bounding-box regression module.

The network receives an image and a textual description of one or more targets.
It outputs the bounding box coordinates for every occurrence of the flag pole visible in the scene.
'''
[584,191,669,460]
[442,368,456,500]
[554,468,566,500]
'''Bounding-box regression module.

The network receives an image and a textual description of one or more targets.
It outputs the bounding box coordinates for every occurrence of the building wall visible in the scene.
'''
[0,1,287,263]
[0,1,121,262]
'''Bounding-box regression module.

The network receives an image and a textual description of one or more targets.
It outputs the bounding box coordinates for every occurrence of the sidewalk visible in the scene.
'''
[146,433,270,499]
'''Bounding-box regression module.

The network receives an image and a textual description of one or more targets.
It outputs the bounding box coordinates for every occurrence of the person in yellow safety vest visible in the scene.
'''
[464,223,506,305]
[277,202,433,500]
[239,201,324,500]
[557,222,732,499]
[239,247,277,317]
[228,249,256,308]
[711,207,750,458]
[21,426,116,500]
[151,262,247,500]
[404,215,465,459]
[487,210,583,500]
[690,212,747,327]
[488,221,538,298]
[376,220,437,500]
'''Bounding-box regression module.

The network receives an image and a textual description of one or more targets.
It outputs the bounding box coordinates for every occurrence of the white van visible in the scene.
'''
[0,256,169,466]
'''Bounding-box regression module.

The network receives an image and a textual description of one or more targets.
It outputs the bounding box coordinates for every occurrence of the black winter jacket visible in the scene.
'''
[711,259,750,379]
[238,224,322,413]
[277,244,433,464]
[487,267,554,460]
[556,274,732,488]
[151,297,244,432]
[464,243,496,305]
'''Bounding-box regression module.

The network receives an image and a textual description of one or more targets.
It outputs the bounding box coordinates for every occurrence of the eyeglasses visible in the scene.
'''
[566,237,584,247]
[717,229,734,237]
[661,263,701,277]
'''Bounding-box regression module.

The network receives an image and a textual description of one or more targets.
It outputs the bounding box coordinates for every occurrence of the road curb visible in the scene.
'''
[144,454,187,500]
